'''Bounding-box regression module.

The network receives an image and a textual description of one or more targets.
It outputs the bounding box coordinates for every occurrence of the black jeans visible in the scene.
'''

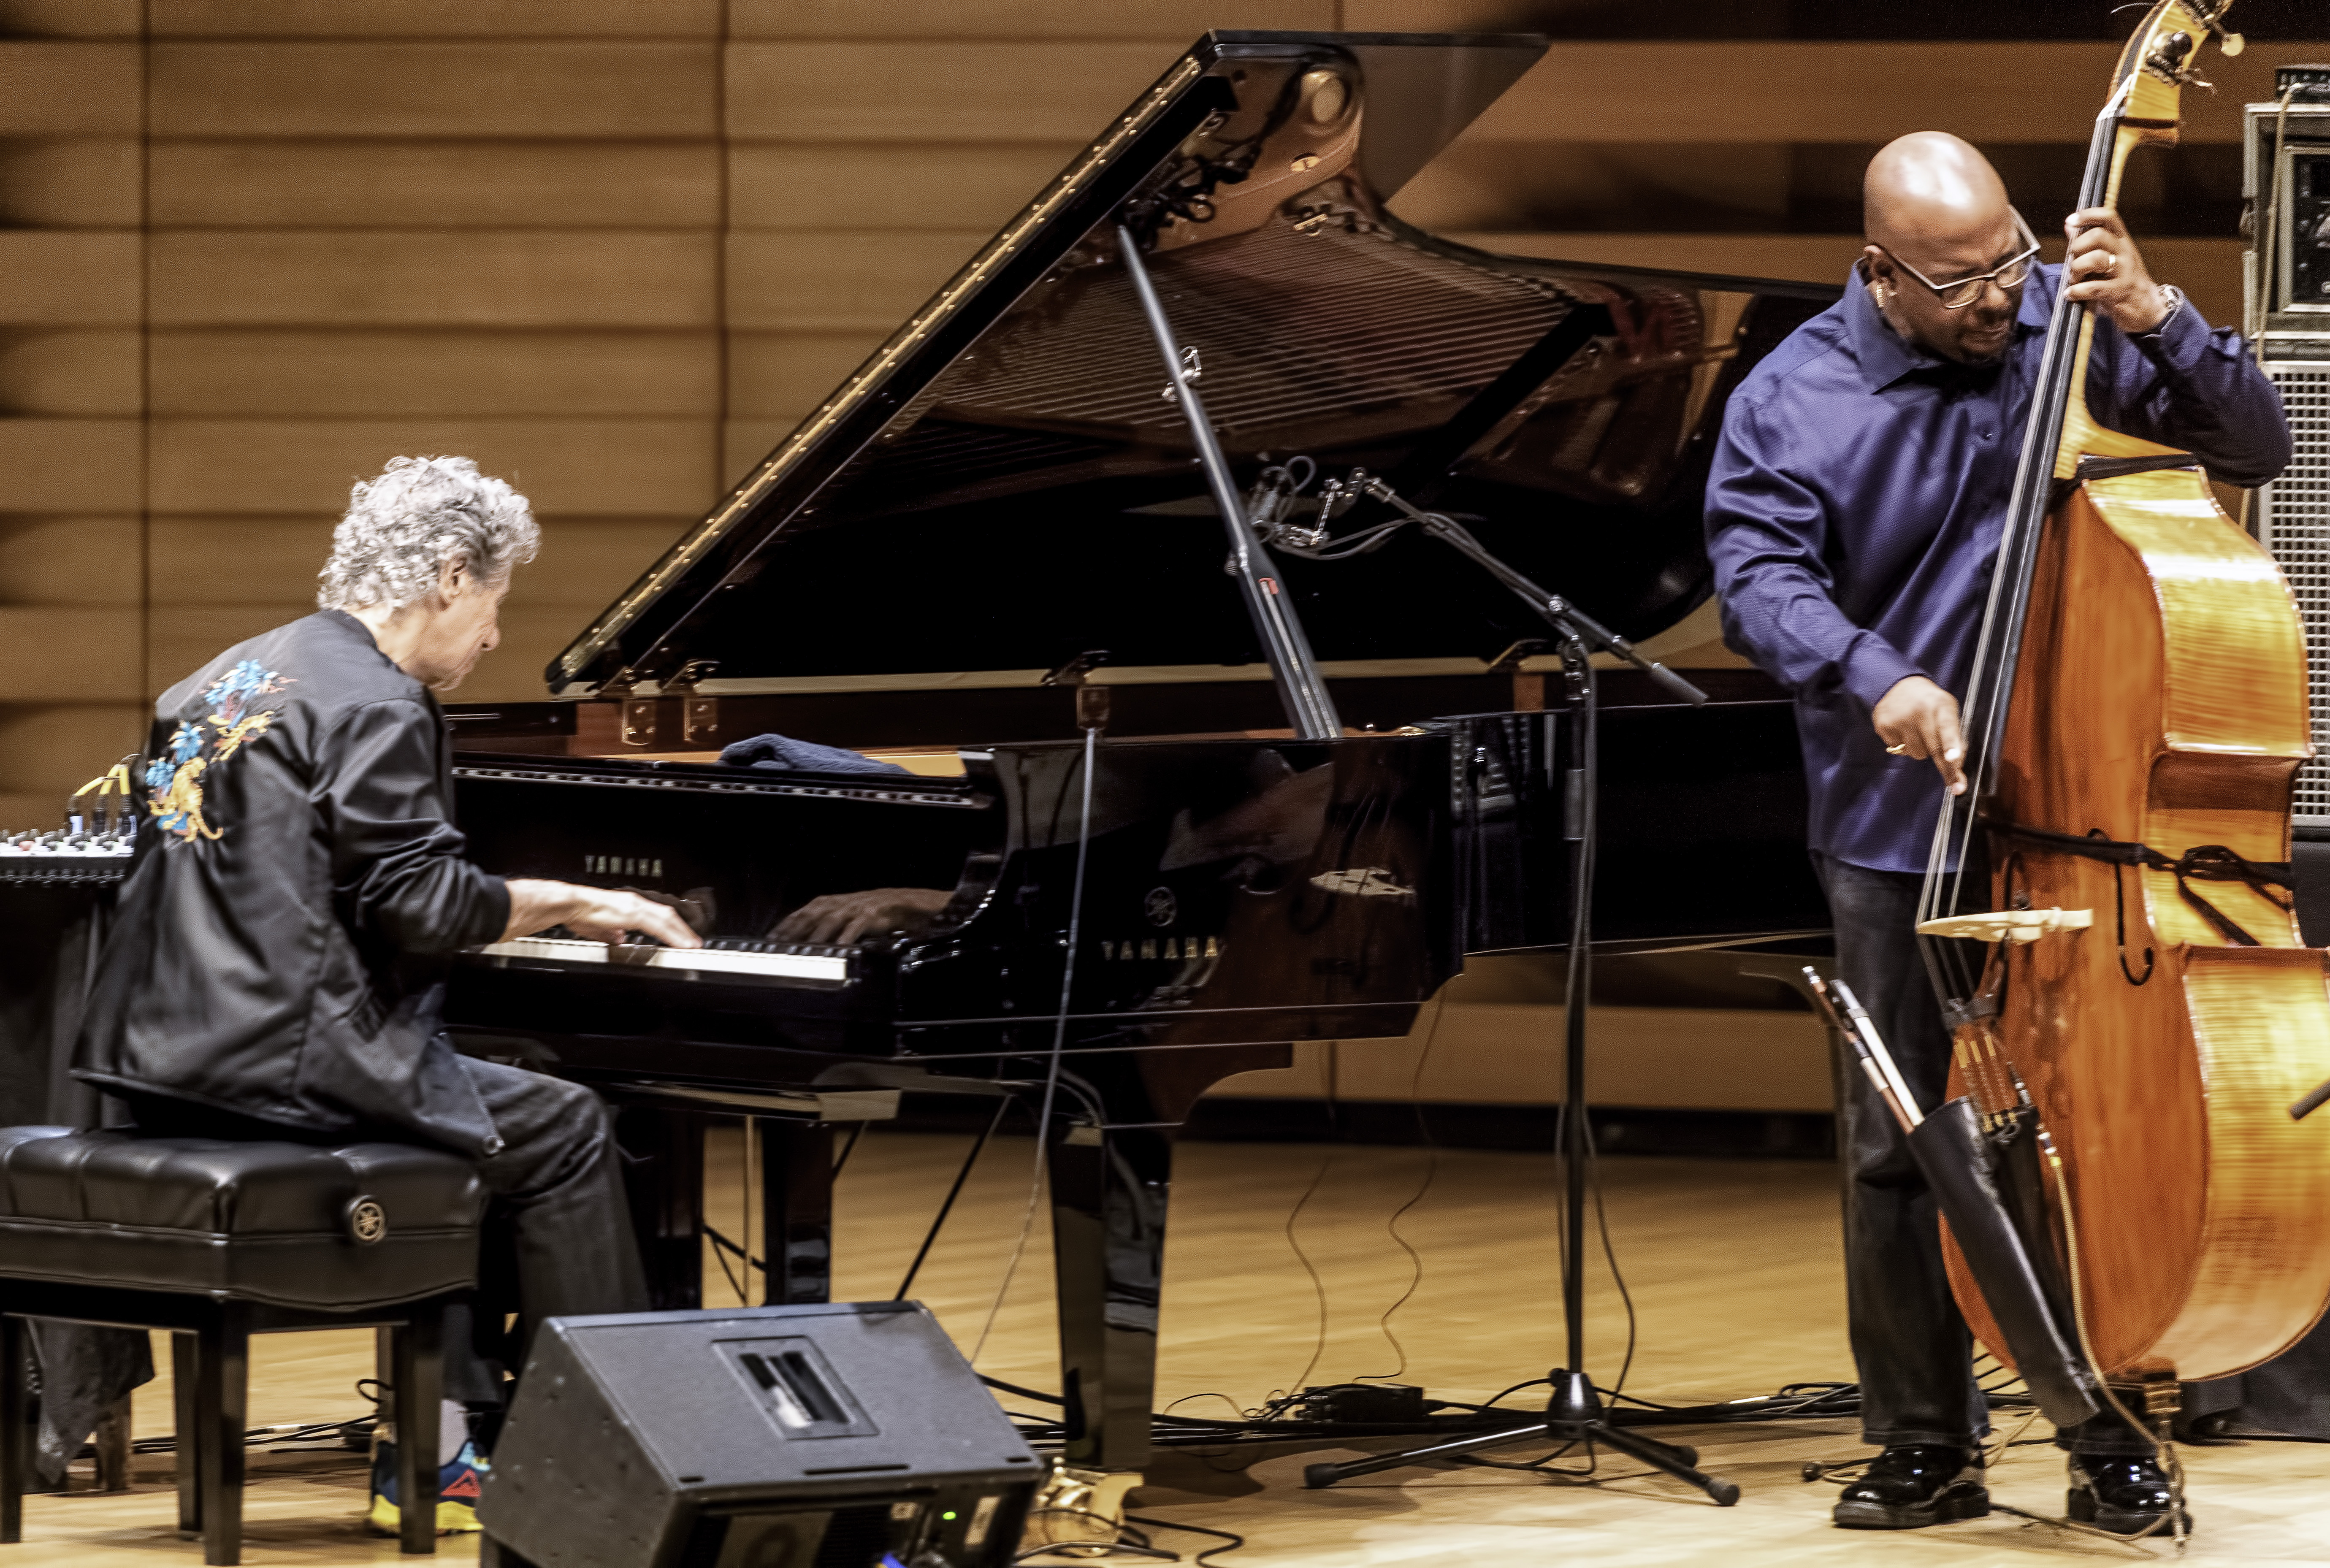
[1816,853,2148,1458]
[122,1055,649,1405]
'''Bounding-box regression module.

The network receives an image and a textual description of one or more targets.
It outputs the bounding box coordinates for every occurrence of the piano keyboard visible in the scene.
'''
[470,935,852,985]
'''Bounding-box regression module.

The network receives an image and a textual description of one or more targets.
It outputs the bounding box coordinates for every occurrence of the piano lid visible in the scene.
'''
[548,31,1838,702]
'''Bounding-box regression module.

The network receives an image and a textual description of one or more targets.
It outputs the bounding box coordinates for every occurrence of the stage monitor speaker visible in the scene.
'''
[2258,357,2330,826]
[2247,89,2330,831]
[477,1302,1040,1568]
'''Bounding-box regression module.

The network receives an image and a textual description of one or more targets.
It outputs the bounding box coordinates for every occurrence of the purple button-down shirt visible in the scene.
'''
[1705,263,2291,873]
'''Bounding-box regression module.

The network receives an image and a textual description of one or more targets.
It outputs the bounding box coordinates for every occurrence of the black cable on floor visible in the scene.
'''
[1125,1513,1245,1567]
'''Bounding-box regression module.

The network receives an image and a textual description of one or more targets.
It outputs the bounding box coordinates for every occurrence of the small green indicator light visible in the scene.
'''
[942,1511,958,1521]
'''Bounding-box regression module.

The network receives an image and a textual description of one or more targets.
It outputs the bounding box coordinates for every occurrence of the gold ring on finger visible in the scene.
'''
[1885,743,1909,755]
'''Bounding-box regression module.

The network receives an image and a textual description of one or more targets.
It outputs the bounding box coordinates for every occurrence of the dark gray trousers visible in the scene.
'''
[1817,853,2147,1457]
[125,1055,649,1405]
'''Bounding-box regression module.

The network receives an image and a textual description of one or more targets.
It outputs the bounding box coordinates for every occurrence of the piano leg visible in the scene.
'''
[753,1117,834,1305]
[1047,1107,1170,1473]
[1044,1043,1290,1473]
[614,1106,704,1311]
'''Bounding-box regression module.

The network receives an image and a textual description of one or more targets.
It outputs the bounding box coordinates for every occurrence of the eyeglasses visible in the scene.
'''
[1876,210,2041,310]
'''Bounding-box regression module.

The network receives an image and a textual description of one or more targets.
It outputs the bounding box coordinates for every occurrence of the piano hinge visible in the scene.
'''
[1486,638,1550,714]
[1043,649,1111,734]
[602,668,656,749]
[671,658,721,748]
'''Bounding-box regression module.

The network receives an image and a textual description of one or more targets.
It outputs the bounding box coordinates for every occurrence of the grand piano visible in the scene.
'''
[418,31,1842,1473]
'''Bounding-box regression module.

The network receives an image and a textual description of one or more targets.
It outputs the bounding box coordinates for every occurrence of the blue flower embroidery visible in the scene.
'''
[147,663,294,842]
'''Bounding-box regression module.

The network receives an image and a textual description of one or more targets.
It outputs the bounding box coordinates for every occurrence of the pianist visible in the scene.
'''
[70,455,701,1532]
[1706,134,2289,1536]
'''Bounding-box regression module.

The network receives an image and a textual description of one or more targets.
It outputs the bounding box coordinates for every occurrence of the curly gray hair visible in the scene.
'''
[316,455,539,612]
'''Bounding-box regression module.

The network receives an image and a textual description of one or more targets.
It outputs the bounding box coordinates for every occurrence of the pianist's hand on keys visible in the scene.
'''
[773,888,951,946]
[503,879,703,949]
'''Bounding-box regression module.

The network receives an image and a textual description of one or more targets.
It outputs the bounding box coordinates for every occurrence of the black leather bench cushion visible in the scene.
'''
[0,1126,482,1311]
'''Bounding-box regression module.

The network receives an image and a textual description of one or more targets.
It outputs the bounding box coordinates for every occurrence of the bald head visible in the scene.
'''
[1864,132,2011,252]
[1860,132,2024,364]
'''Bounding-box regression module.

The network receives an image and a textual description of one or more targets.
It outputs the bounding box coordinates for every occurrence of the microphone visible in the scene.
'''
[1243,457,1324,549]
[1244,465,1296,542]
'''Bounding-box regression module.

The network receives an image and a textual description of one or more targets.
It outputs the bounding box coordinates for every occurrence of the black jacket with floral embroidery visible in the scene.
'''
[73,610,510,1154]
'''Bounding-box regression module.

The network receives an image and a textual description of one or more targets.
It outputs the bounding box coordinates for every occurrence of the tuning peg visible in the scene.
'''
[2219,30,2245,57]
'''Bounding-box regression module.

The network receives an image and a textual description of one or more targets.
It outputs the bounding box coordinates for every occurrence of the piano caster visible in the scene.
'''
[1023,1463,1143,1552]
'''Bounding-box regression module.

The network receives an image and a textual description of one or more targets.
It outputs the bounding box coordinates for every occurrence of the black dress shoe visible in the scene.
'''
[2067,1456,2188,1535]
[1834,1444,1990,1530]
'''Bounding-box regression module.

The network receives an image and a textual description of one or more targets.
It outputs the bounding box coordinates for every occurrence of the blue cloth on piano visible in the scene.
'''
[718,733,911,776]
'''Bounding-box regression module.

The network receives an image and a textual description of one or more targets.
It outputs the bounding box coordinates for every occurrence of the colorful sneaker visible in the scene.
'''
[368,1434,486,1536]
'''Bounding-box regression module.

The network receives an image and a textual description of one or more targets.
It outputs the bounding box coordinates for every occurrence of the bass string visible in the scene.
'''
[1919,93,2130,1007]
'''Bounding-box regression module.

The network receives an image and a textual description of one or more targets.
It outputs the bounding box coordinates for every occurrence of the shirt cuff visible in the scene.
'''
[1841,634,1925,713]
[2126,290,2210,374]
[466,873,512,948]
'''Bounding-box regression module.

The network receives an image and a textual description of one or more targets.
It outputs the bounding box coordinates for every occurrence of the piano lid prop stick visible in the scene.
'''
[1802,967,1920,1134]
[1112,222,1342,742]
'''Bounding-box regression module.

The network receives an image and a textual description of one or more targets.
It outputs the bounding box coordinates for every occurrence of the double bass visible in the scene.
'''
[1921,0,2330,1422]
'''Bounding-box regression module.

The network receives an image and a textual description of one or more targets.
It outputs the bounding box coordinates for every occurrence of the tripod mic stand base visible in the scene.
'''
[1300,1370,1739,1506]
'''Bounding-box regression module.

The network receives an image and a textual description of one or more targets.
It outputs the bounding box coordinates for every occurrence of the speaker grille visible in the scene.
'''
[810,1506,891,1568]
[2262,359,2330,823]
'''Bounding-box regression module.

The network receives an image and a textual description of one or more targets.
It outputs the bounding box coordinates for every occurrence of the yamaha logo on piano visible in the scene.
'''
[1098,935,1221,961]
[584,854,664,880]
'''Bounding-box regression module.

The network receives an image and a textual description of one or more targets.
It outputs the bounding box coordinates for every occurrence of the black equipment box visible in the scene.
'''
[477,1302,1041,1568]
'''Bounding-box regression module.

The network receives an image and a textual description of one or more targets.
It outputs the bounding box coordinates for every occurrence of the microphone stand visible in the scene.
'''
[1292,474,1736,1507]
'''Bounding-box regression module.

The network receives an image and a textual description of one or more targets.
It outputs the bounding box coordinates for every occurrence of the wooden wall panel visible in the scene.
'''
[148,43,716,138]
[723,419,793,490]
[726,232,984,332]
[150,143,720,228]
[0,233,139,325]
[0,421,140,511]
[0,332,141,416]
[0,704,149,835]
[0,3,2315,861]
[728,144,1076,231]
[147,1,720,35]
[0,516,141,606]
[1463,41,2325,146]
[728,0,1334,37]
[0,22,144,822]
[0,42,137,132]
[0,611,142,699]
[0,139,139,225]
[726,43,1180,142]
[149,330,719,418]
[1458,234,2249,349]
[149,419,715,516]
[146,516,335,607]
[726,333,884,422]
[0,2,139,36]
[149,232,718,329]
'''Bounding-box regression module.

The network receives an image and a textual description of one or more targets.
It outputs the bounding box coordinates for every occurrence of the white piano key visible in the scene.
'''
[471,936,848,983]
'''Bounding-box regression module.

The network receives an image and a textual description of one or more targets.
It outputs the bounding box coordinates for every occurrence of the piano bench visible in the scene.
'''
[0,1125,485,1565]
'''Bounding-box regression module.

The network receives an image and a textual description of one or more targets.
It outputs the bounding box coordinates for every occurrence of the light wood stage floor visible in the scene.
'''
[9,1129,2329,1566]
